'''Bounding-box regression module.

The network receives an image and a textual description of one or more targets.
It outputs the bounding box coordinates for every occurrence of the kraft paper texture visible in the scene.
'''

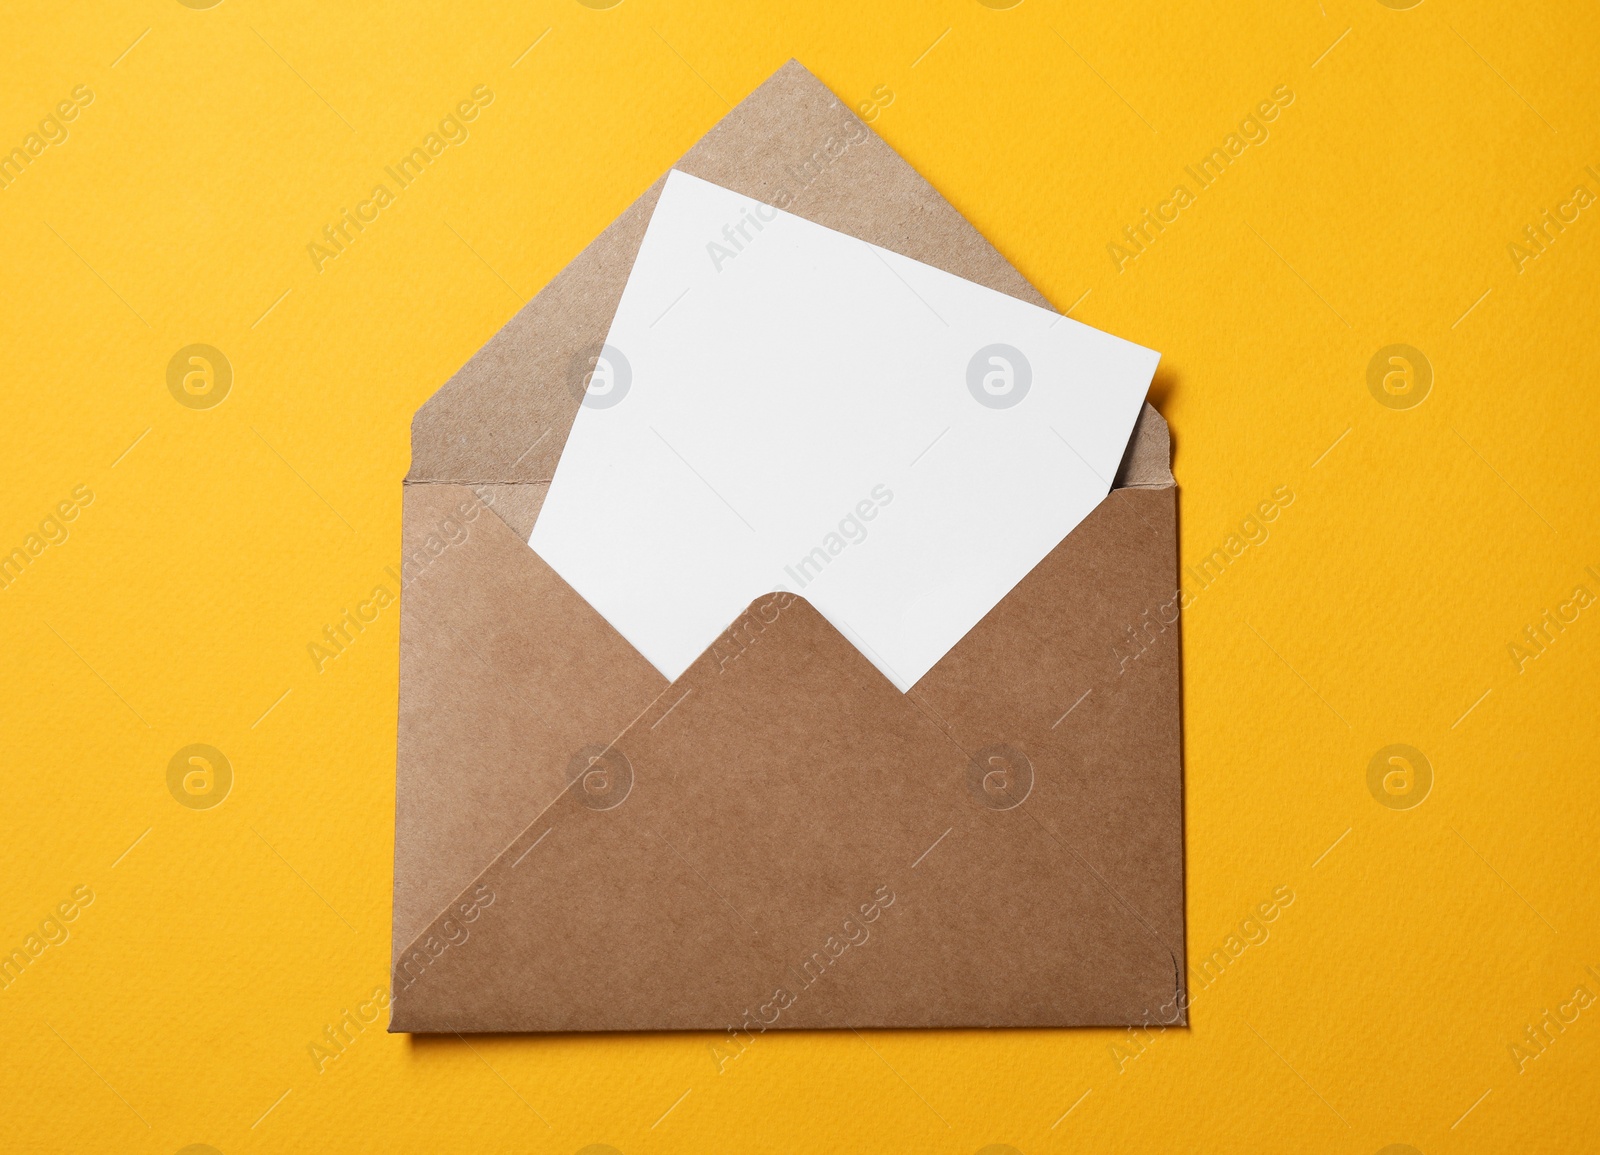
[393,60,1184,1032]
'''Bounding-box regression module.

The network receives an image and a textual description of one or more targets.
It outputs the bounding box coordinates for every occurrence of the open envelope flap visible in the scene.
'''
[391,482,1184,1031]
[406,58,1165,493]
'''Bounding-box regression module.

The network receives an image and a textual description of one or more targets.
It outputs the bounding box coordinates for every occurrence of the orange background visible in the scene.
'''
[2,0,1598,1152]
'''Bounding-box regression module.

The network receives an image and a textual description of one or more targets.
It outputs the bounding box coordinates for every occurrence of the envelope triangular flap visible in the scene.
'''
[392,483,666,959]
[392,479,1185,1028]
[408,58,1151,493]
[394,59,1184,1027]
[391,589,1178,1032]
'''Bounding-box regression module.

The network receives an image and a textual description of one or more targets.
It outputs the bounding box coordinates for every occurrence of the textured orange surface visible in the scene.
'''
[2,1,1597,1152]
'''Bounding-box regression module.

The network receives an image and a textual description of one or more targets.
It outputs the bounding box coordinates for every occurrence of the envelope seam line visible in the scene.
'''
[1051,689,1092,730]
[650,687,695,729]
[511,828,551,868]
[911,827,952,869]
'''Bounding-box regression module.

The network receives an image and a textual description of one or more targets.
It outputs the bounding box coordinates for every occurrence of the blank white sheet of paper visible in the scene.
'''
[530,169,1159,691]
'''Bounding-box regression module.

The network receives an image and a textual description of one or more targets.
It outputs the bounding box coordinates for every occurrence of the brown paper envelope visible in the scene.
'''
[392,60,1184,1031]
